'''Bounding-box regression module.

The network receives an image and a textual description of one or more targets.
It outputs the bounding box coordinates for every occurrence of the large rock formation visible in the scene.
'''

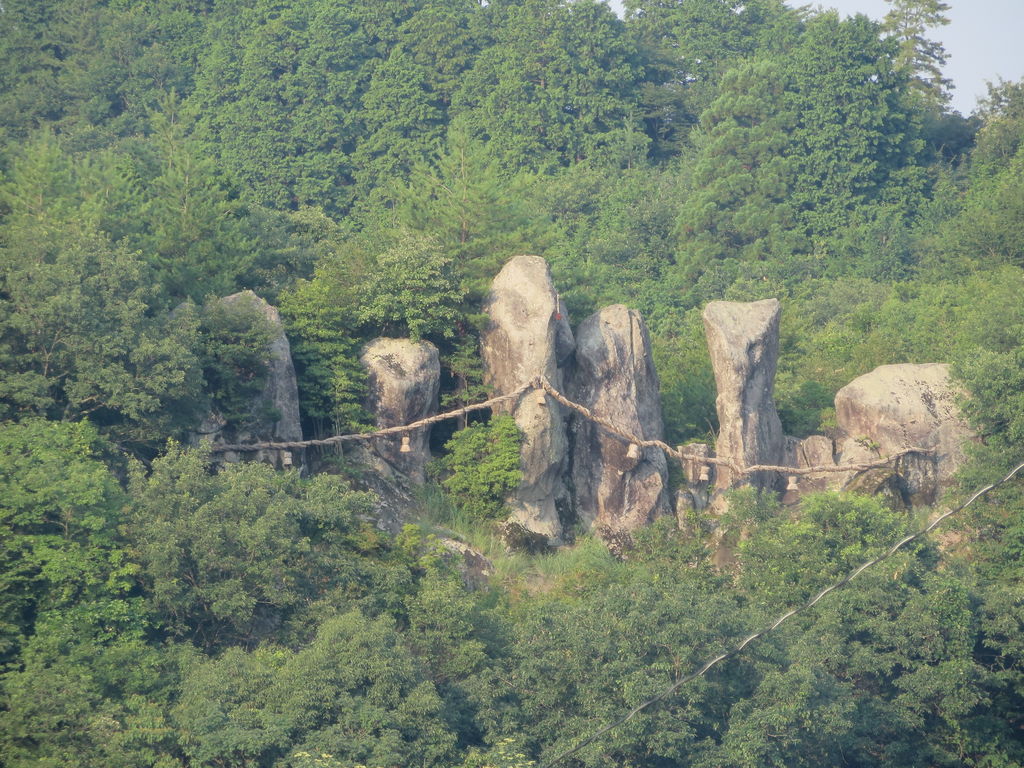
[703,299,785,492]
[481,255,574,542]
[782,434,837,495]
[361,338,440,484]
[194,291,303,469]
[835,363,974,505]
[570,305,670,537]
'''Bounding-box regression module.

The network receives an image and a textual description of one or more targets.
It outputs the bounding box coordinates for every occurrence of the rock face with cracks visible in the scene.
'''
[570,305,670,537]
[835,363,975,505]
[702,298,785,493]
[361,338,440,484]
[194,291,303,469]
[481,255,574,542]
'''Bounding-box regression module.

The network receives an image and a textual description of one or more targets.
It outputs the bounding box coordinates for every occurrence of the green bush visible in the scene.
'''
[430,415,522,522]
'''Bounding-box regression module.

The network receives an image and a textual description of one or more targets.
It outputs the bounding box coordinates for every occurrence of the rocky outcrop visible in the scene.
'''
[194,291,303,469]
[570,305,670,537]
[361,338,440,484]
[782,435,836,495]
[835,363,974,505]
[481,255,574,543]
[703,299,785,492]
[439,538,494,590]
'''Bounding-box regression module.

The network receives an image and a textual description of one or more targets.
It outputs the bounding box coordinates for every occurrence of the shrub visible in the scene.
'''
[430,415,522,522]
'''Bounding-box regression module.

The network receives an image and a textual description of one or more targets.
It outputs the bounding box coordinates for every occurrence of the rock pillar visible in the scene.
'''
[570,305,670,538]
[702,298,785,492]
[481,255,574,542]
[361,338,440,484]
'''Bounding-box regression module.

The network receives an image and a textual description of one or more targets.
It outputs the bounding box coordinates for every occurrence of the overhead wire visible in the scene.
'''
[202,374,1018,767]
[537,460,1024,768]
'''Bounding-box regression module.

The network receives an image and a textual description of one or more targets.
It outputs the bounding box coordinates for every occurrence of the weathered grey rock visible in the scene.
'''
[782,434,836,494]
[702,299,785,492]
[439,538,494,590]
[194,291,303,469]
[842,467,910,510]
[481,255,574,543]
[680,442,714,511]
[361,338,440,484]
[570,305,670,537]
[835,363,975,505]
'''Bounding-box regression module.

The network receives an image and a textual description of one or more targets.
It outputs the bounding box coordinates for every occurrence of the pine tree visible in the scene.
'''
[882,0,952,105]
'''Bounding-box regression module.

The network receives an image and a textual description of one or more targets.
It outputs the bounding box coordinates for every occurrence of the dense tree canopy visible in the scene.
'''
[1,0,1023,765]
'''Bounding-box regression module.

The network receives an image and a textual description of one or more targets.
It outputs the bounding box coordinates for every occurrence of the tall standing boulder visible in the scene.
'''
[193,291,303,469]
[361,338,440,484]
[703,299,785,492]
[835,363,975,505]
[481,255,574,542]
[570,305,670,537]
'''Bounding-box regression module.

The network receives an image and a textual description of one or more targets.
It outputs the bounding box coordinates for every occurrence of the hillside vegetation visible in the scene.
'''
[1,1,1023,766]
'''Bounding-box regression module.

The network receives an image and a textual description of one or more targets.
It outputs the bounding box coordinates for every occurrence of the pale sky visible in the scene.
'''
[607,0,1024,115]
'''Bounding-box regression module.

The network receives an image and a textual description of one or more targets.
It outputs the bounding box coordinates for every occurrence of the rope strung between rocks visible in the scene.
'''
[209,381,534,452]
[211,377,931,479]
[538,459,1024,768]
[536,377,930,476]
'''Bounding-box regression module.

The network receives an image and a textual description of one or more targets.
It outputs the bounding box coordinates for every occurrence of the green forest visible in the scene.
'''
[2,0,1024,765]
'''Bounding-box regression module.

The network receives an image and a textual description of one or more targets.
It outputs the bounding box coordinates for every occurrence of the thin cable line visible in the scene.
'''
[538,460,1024,768]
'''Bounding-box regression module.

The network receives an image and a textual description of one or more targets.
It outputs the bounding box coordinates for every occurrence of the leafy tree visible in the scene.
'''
[174,610,459,768]
[676,12,924,279]
[0,420,134,666]
[279,272,370,437]
[430,415,522,522]
[624,0,797,157]
[0,0,206,148]
[390,124,554,305]
[0,605,182,768]
[355,231,465,342]
[189,0,373,214]
[675,56,802,269]
[138,94,258,302]
[452,0,645,171]
[971,78,1024,175]
[195,295,275,429]
[0,154,203,445]
[127,443,379,650]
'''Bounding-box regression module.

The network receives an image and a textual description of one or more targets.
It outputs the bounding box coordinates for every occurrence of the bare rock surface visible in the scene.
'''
[439,538,495,590]
[703,299,785,492]
[481,255,574,542]
[361,338,440,484]
[194,291,303,468]
[835,363,974,504]
[783,434,836,494]
[570,305,670,537]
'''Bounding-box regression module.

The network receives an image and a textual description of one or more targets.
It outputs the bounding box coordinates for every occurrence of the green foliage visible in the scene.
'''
[389,125,554,304]
[127,443,379,650]
[0,420,133,666]
[196,294,275,429]
[2,2,1024,765]
[188,0,372,214]
[736,491,923,602]
[971,78,1024,175]
[452,0,645,171]
[356,232,465,342]
[430,416,522,522]
[174,610,458,768]
[676,12,925,279]
[279,272,370,436]
[882,0,952,104]
[0,151,203,445]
